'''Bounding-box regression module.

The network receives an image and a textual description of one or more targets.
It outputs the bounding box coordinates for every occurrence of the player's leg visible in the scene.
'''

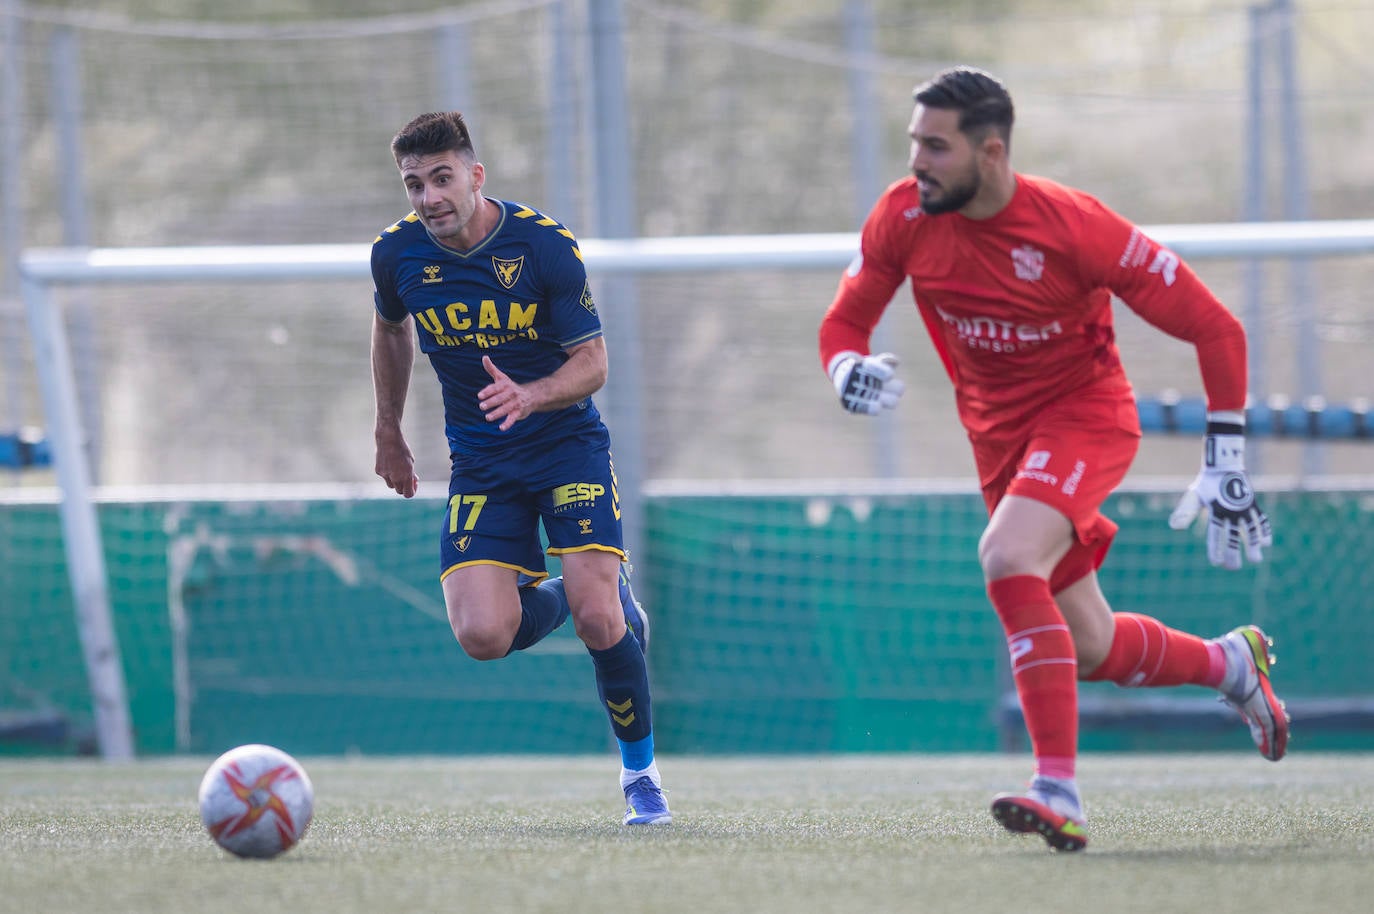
[541,436,669,825]
[1065,569,1216,687]
[440,565,571,660]
[1212,626,1289,761]
[1038,399,1289,758]
[619,563,650,653]
[512,572,573,653]
[1064,570,1290,761]
[440,564,523,660]
[558,547,669,824]
[980,493,1088,849]
[978,404,1140,850]
[437,466,568,660]
[989,779,1088,853]
[560,548,628,650]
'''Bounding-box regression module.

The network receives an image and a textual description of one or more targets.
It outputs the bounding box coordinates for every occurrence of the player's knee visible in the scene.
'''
[570,607,624,652]
[1073,628,1112,677]
[449,618,511,661]
[978,532,1045,580]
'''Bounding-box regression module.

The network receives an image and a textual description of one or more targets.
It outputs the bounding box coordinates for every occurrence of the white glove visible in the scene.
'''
[827,351,905,416]
[1168,422,1273,570]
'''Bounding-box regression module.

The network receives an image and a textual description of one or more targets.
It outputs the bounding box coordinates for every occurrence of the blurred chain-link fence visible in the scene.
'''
[3,0,1373,487]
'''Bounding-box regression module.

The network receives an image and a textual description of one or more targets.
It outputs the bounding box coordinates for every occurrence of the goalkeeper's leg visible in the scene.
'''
[1212,626,1289,761]
[1060,573,1290,760]
[987,573,1088,851]
[980,496,1088,850]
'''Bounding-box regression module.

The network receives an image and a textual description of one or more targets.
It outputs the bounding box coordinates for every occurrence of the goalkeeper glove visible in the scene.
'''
[1167,418,1273,570]
[827,351,905,416]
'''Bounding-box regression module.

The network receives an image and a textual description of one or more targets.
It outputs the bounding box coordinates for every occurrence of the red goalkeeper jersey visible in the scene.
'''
[820,173,1247,449]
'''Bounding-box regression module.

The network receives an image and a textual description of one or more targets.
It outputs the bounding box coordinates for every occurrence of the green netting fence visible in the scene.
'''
[3,487,1371,755]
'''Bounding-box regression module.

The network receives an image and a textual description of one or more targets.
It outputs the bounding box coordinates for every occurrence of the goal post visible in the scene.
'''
[18,219,1374,759]
[20,268,132,760]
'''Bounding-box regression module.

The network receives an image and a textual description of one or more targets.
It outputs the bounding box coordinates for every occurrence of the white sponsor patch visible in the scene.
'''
[1148,249,1179,286]
[1062,459,1087,495]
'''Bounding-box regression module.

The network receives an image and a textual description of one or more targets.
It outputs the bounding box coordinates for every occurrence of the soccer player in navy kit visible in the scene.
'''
[371,111,669,825]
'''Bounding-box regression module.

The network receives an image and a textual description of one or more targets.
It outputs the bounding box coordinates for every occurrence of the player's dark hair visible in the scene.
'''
[391,111,475,163]
[913,66,1014,151]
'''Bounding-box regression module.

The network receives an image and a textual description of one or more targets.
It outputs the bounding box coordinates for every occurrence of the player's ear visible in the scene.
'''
[471,161,485,191]
[978,132,1006,165]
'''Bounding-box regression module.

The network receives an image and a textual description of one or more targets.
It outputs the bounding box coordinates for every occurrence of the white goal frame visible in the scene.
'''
[19,219,1374,758]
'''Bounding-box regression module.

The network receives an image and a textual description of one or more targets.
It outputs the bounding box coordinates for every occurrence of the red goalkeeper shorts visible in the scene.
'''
[973,393,1141,592]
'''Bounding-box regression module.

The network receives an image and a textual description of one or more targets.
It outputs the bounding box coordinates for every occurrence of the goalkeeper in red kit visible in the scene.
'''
[819,66,1287,852]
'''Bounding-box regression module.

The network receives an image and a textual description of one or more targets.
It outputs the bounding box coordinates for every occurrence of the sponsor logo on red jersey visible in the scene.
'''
[1011,244,1045,281]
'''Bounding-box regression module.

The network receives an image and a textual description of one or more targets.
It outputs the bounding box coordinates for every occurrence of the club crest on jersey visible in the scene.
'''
[492,256,524,290]
[1011,245,1045,281]
[453,535,472,553]
[580,281,597,314]
[422,265,443,284]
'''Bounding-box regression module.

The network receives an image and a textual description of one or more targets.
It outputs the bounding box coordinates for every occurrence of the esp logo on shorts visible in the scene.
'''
[553,482,604,507]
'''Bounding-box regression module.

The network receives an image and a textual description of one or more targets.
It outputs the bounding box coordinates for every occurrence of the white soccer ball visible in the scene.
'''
[198,743,314,859]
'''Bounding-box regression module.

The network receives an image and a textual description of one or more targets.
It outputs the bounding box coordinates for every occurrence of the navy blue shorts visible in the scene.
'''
[438,424,626,582]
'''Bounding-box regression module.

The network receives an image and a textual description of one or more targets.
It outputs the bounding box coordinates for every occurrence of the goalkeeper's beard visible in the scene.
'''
[916,167,980,215]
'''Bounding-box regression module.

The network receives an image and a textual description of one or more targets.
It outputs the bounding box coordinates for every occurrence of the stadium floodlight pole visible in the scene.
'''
[50,22,104,484]
[587,0,647,559]
[20,269,135,761]
[844,0,901,480]
[1274,0,1320,478]
[1242,0,1271,474]
[2,0,27,437]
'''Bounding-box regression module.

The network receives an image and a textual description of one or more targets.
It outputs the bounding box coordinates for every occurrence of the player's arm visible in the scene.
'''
[479,337,608,433]
[371,312,418,497]
[818,198,908,416]
[480,222,611,431]
[1166,411,1273,570]
[1092,211,1271,569]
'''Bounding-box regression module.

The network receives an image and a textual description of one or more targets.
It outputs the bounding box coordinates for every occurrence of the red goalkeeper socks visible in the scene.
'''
[988,575,1078,780]
[1083,612,1224,688]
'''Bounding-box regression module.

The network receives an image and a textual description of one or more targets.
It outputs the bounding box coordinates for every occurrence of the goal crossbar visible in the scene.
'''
[20,219,1374,284]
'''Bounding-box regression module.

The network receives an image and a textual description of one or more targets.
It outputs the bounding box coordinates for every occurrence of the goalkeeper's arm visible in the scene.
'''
[1120,275,1269,568]
[817,230,907,417]
[1167,410,1273,570]
[826,350,905,416]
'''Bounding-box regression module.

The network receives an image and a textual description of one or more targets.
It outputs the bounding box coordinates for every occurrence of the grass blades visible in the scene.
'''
[3,753,1373,914]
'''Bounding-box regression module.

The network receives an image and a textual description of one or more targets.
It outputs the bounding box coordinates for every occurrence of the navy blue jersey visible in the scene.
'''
[371,199,605,453]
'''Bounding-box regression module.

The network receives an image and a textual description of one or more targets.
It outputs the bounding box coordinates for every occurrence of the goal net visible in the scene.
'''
[4,2,1374,758]
[8,245,1374,759]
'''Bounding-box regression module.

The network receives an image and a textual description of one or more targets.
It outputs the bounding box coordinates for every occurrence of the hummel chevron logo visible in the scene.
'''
[607,697,636,727]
